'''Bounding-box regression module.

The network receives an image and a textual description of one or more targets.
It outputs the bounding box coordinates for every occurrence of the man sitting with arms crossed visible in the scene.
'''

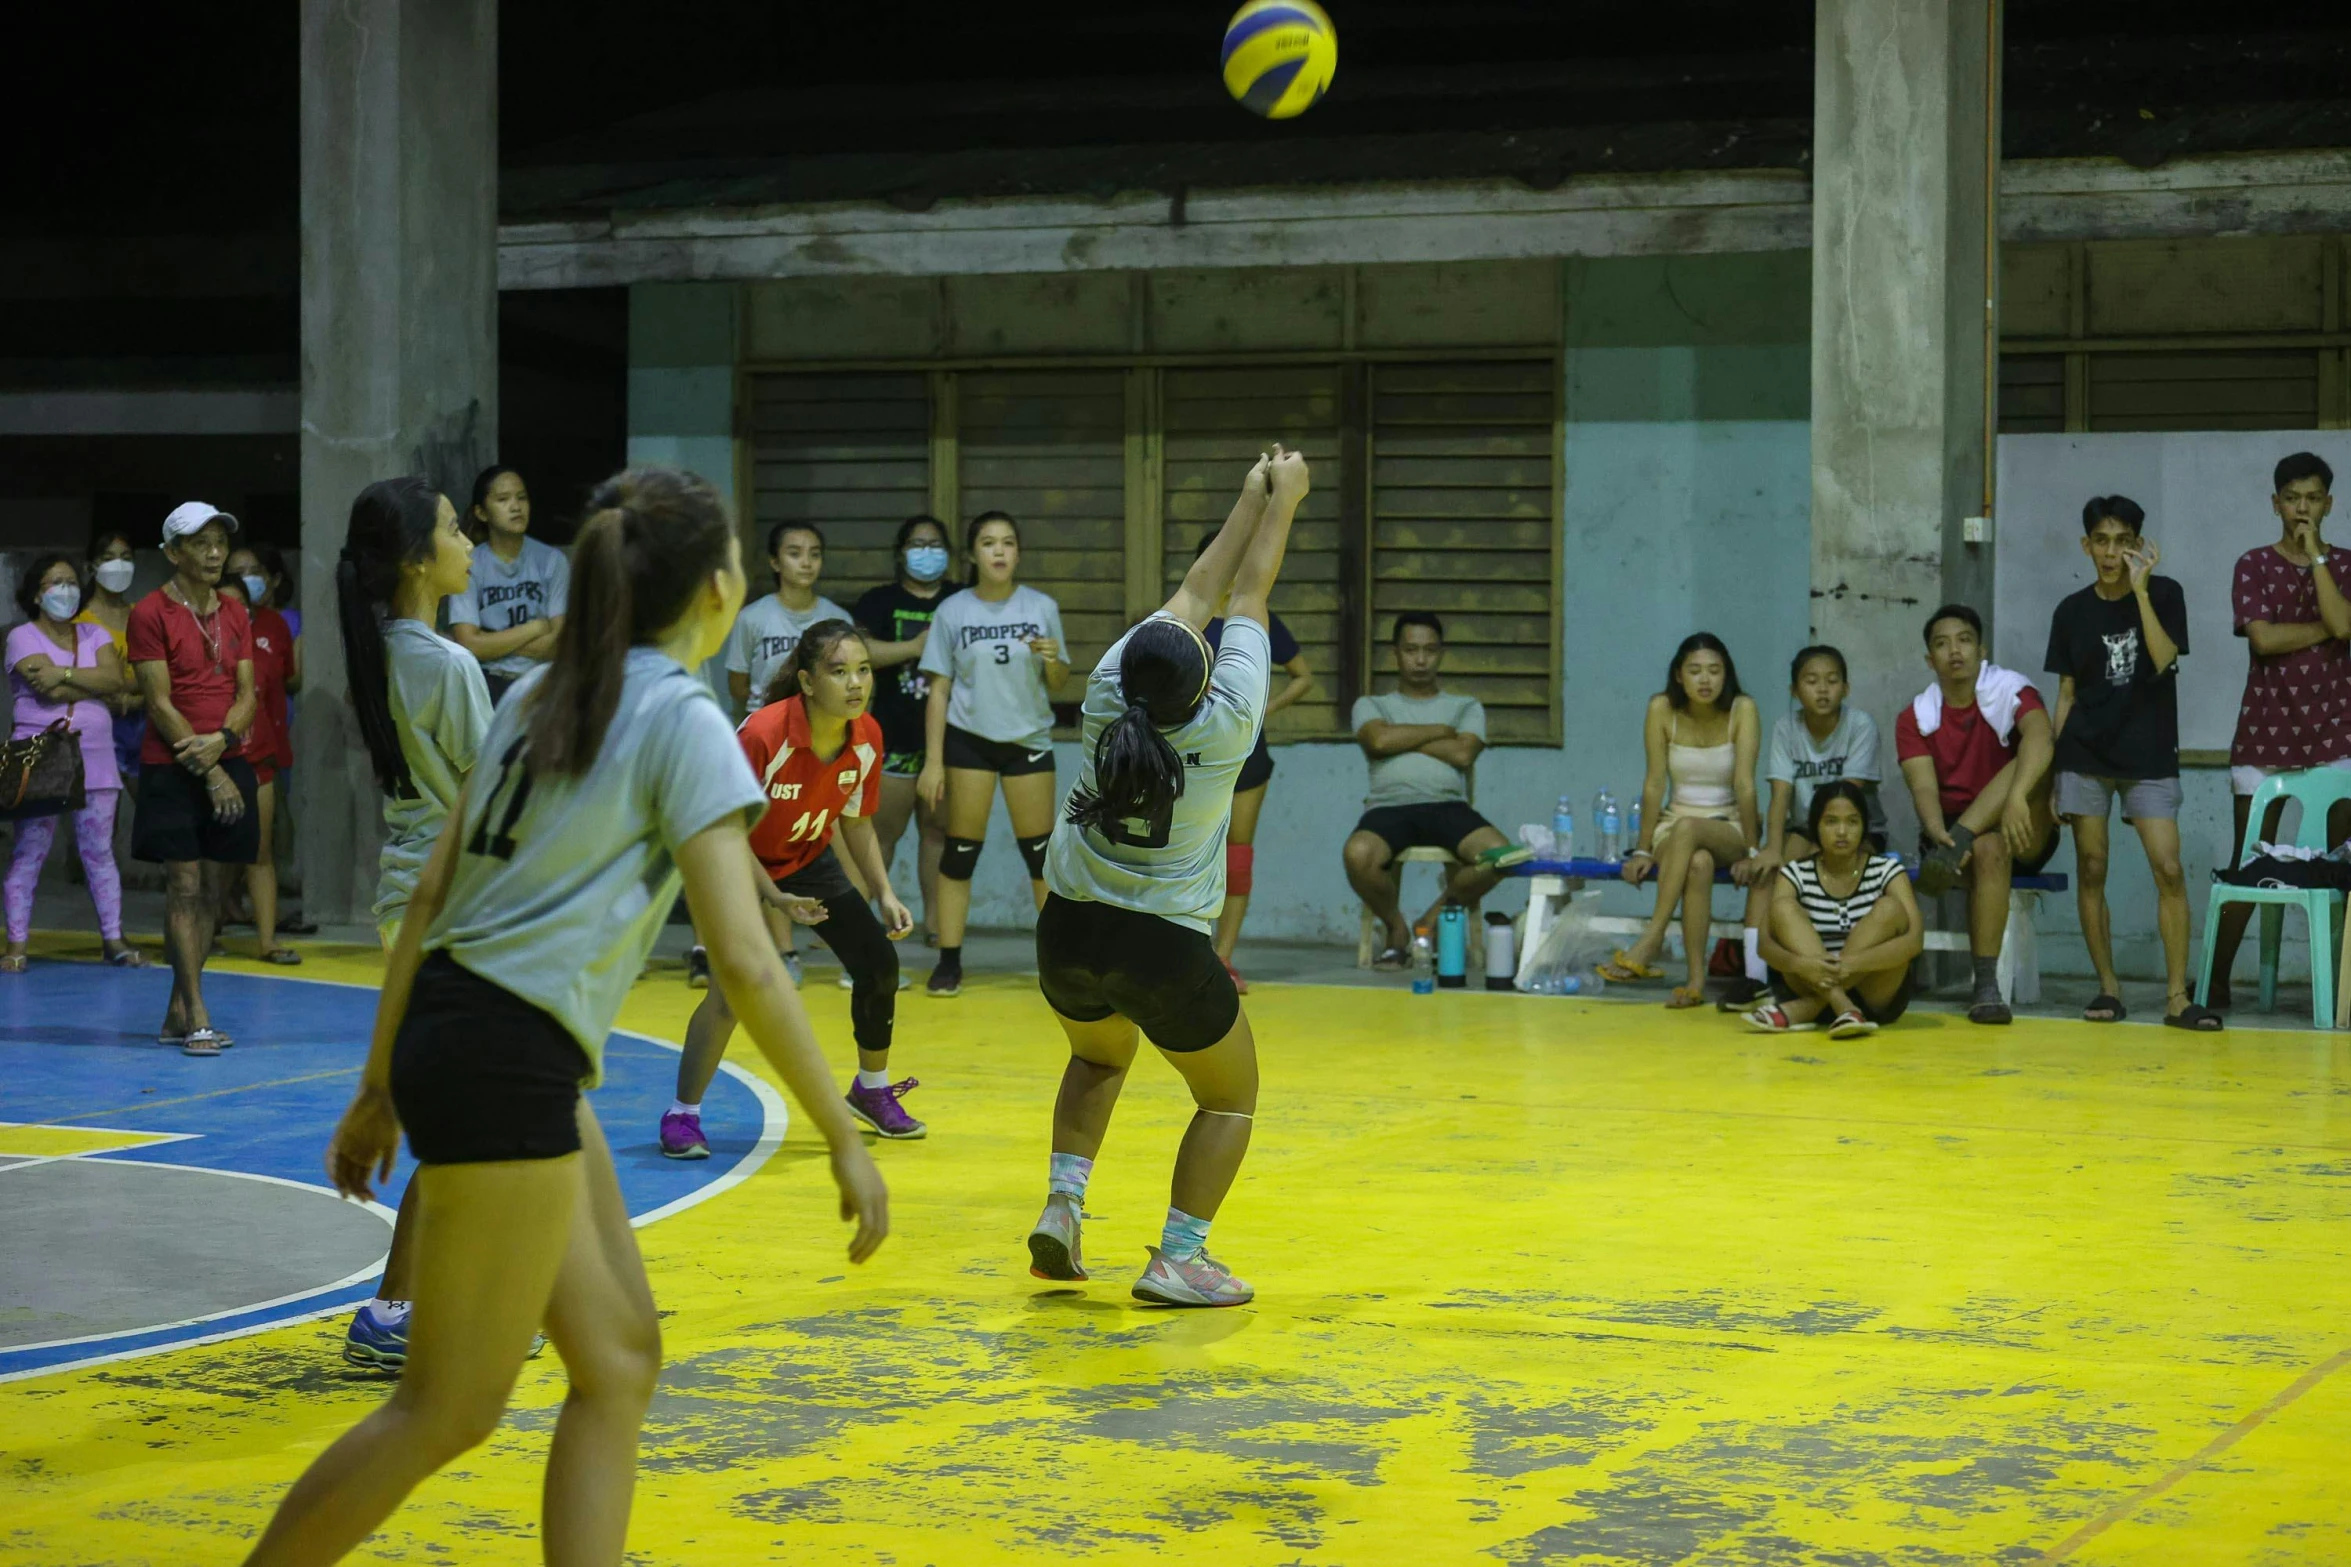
[1341,612,1527,970]
[1896,603,2059,1025]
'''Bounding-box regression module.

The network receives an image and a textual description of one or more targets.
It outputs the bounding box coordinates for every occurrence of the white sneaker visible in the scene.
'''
[1027,1192,1088,1280]
[838,969,915,991]
[1131,1245,1253,1307]
[783,952,803,987]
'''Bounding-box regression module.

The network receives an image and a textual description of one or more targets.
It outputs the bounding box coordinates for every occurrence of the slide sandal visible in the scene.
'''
[105,947,150,968]
[1827,1009,1879,1039]
[1665,985,1705,1010]
[259,947,304,966]
[2164,1003,2224,1032]
[2083,993,2126,1023]
[181,1028,228,1057]
[1370,945,1410,972]
[1743,1004,1815,1034]
[1599,950,1664,983]
[1915,827,1975,897]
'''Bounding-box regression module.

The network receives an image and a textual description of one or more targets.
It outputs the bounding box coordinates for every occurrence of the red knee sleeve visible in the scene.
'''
[1226,840,1254,896]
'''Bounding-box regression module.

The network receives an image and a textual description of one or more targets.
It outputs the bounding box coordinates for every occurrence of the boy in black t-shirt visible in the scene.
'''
[2043,494,2218,1030]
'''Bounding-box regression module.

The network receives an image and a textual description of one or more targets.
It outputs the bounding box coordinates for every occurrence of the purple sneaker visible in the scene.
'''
[659,1110,708,1160]
[846,1076,927,1140]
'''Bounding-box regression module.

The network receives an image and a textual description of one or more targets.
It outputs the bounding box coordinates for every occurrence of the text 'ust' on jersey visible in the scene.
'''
[424,648,767,1086]
[1045,614,1270,935]
[739,695,884,879]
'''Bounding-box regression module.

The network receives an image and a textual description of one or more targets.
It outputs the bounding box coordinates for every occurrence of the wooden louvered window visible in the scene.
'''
[745,371,930,602]
[1365,361,1560,744]
[1158,365,1346,740]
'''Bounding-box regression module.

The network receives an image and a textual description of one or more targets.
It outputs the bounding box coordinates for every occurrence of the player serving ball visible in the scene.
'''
[1026,444,1307,1308]
[661,617,923,1159]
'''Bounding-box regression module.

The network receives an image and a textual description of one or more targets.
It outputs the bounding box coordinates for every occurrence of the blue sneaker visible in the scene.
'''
[343,1299,409,1370]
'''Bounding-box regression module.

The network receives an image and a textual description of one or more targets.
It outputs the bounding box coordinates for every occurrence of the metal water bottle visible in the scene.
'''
[1436,903,1469,989]
[1483,911,1516,990]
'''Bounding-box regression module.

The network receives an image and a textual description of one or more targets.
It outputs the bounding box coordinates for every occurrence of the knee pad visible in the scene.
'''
[1226,840,1255,896]
[939,836,984,882]
[1018,832,1052,881]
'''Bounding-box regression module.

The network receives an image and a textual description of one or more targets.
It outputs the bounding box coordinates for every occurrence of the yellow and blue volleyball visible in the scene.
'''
[1221,0,1337,120]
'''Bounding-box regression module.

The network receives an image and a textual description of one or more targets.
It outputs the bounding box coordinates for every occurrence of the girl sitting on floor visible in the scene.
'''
[1746,779,1924,1037]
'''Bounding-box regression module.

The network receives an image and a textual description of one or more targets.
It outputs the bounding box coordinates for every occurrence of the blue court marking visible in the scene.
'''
[0,961,779,1381]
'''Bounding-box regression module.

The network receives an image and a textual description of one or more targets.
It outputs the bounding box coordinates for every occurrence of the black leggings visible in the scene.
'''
[776,858,898,1056]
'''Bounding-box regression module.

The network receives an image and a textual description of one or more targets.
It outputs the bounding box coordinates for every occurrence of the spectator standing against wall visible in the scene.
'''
[2205,451,2351,1008]
[76,531,146,794]
[448,466,565,706]
[3,554,143,970]
[126,503,259,1056]
[2043,495,2218,1030]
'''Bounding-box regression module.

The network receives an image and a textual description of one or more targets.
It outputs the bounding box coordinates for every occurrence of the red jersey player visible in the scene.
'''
[663,621,923,1155]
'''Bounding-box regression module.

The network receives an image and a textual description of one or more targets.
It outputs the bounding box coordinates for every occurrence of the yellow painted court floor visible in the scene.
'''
[5,945,2351,1565]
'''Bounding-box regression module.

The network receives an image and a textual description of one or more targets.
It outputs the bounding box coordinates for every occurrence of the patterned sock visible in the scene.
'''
[1743,928,1767,983]
[1048,1152,1093,1201]
[1161,1206,1212,1262]
[668,1099,700,1118]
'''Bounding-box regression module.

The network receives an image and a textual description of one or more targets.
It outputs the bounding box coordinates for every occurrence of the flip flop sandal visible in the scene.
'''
[1666,985,1706,1009]
[181,1028,227,1057]
[105,947,149,968]
[1827,1009,1879,1039]
[0,955,25,974]
[259,947,304,966]
[1599,949,1664,983]
[2083,993,2126,1023]
[2164,1003,2224,1032]
[1743,1004,1815,1034]
[1371,945,1410,972]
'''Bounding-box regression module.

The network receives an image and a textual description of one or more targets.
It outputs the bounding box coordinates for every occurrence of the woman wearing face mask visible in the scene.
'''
[76,532,146,791]
[4,555,143,971]
[853,515,959,946]
[220,552,304,964]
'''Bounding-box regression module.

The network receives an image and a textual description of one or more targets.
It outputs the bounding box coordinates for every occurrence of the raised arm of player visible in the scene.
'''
[1225,448,1309,629]
[1161,451,1272,630]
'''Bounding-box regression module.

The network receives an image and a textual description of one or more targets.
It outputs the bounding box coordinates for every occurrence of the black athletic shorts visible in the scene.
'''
[1235,736,1274,794]
[1035,893,1239,1054]
[1769,965,1914,1026]
[770,848,855,901]
[942,724,1055,777]
[131,756,261,866]
[1354,801,1494,859]
[392,952,590,1165]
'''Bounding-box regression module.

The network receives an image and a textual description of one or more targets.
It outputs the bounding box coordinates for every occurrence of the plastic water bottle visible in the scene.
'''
[1552,795,1575,862]
[1595,790,1622,863]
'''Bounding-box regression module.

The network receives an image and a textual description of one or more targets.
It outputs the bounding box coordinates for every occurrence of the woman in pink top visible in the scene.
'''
[4,553,143,970]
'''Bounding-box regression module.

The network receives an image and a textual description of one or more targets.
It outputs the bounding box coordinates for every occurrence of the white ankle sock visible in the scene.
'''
[856,1068,891,1090]
[1743,928,1767,983]
[668,1099,700,1118]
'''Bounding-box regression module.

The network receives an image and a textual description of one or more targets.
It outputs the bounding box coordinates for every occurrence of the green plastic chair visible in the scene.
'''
[2197,769,2351,1024]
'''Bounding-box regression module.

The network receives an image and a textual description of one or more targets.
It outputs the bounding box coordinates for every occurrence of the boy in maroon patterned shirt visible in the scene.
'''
[2208,451,2351,1008]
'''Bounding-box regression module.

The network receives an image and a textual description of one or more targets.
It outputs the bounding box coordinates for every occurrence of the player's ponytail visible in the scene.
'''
[1064,617,1211,838]
[336,475,444,799]
[528,466,732,777]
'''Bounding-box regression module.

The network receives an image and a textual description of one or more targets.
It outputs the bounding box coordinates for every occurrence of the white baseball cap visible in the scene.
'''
[161,501,239,545]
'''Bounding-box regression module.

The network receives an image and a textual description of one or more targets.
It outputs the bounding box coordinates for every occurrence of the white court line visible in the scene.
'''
[630,1055,791,1229]
[0,1129,198,1178]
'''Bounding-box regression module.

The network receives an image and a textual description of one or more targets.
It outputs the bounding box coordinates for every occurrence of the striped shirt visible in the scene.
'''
[1778,854,1905,954]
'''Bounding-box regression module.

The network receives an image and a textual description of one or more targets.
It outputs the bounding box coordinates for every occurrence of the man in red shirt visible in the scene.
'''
[2206,451,2351,1007]
[126,502,258,1056]
[1895,603,2058,1024]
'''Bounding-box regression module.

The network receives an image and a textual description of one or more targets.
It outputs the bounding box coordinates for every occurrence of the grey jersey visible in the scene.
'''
[1045,614,1269,934]
[424,648,767,1084]
[447,536,570,680]
[726,592,850,711]
[374,620,494,927]
[1352,689,1486,807]
[917,584,1066,747]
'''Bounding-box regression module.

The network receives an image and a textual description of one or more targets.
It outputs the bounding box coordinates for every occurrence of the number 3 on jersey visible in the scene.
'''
[467,737,534,861]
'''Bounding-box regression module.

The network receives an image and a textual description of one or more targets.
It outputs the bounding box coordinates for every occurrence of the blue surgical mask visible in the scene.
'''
[904,545,950,584]
[39,584,80,622]
[241,574,269,607]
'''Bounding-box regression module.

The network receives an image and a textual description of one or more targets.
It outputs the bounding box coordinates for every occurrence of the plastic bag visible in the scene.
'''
[1518,888,1612,996]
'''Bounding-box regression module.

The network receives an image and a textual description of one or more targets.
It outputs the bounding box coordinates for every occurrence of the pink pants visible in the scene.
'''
[5,789,123,945]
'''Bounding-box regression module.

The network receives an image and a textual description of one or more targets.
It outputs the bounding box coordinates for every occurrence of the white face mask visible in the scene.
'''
[241,574,269,607]
[94,559,135,595]
[40,583,81,622]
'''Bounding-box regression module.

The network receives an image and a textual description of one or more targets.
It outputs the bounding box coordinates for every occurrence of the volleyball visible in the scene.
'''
[1221,1,1337,120]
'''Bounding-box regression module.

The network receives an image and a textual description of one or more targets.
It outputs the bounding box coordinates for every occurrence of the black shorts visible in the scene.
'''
[1769,964,1914,1026]
[1354,801,1495,859]
[772,849,854,901]
[131,756,261,866]
[392,952,590,1165]
[1035,893,1239,1054]
[942,725,1055,777]
[1236,736,1274,794]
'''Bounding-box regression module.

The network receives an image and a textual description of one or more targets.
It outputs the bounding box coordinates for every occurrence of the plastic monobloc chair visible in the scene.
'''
[2196,769,2351,1025]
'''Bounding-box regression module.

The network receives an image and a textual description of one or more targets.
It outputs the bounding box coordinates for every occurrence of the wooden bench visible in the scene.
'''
[1506,857,2068,1003]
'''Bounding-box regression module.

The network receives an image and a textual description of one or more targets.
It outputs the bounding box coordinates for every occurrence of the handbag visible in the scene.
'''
[0,718,87,821]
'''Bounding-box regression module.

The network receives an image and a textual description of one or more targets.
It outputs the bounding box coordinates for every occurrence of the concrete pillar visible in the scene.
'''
[1810,0,1998,837]
[297,0,498,923]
